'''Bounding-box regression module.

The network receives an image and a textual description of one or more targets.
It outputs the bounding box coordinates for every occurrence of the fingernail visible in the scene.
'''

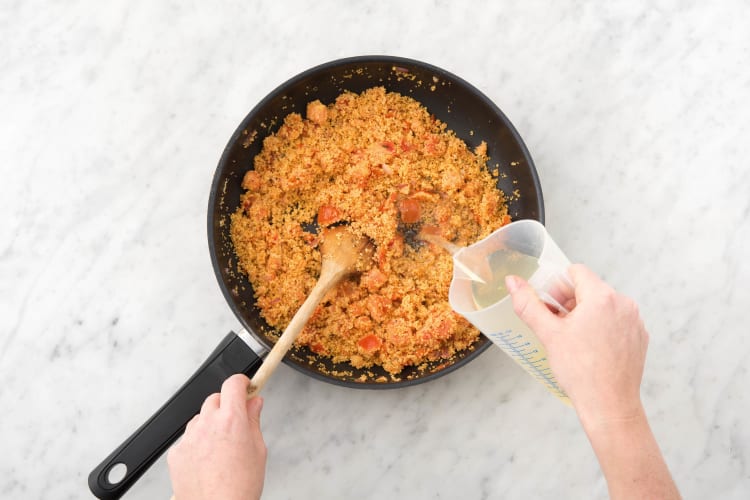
[505,275,521,293]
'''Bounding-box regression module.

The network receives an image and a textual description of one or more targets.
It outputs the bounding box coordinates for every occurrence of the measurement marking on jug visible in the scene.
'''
[489,330,567,399]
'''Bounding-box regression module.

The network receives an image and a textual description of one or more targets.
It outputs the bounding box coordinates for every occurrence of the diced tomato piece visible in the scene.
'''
[381,141,396,153]
[357,334,382,352]
[361,267,388,291]
[423,133,444,156]
[366,295,391,322]
[306,100,328,124]
[310,342,325,354]
[317,205,341,226]
[398,198,421,223]
[241,170,262,191]
[441,168,463,191]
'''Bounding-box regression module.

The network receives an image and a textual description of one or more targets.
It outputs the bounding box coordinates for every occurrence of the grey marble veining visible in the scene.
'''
[1,1,749,498]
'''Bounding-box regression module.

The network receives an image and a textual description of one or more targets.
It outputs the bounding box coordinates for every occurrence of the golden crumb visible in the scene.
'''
[241,129,258,148]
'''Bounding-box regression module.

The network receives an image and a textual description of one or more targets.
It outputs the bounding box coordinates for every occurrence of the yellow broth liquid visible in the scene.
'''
[471,249,539,310]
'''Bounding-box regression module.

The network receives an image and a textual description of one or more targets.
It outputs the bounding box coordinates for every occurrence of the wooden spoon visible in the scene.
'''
[246,225,373,398]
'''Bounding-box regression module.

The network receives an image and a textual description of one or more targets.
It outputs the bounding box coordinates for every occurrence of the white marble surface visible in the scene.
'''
[2,1,749,498]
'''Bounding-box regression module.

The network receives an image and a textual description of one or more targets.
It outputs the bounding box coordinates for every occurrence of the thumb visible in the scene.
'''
[246,396,264,429]
[505,275,559,345]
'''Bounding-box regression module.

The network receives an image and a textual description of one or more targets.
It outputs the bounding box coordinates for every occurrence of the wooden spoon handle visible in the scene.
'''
[247,263,344,398]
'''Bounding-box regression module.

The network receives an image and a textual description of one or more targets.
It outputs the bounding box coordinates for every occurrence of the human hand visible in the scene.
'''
[506,264,649,429]
[167,374,267,500]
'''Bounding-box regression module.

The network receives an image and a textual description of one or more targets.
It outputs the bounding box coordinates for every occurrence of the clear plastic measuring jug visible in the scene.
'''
[446,219,573,404]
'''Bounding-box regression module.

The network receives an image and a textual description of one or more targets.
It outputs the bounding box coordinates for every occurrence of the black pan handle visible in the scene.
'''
[88,330,267,499]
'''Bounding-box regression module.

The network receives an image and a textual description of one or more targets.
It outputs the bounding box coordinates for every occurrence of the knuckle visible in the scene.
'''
[234,373,251,387]
[597,288,617,309]
[220,377,235,393]
[230,372,249,383]
[627,296,638,311]
[221,374,243,393]
[214,411,234,431]
[218,408,234,422]
[201,393,219,412]
[568,263,586,275]
[627,297,640,317]
[568,263,592,284]
[617,294,640,318]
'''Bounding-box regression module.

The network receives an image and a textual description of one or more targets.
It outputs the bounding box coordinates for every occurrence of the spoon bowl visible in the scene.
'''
[247,226,373,397]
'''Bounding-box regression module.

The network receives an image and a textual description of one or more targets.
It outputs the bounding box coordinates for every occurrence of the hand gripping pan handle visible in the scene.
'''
[88,330,267,500]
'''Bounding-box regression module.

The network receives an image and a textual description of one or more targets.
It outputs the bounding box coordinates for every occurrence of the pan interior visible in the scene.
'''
[208,56,543,388]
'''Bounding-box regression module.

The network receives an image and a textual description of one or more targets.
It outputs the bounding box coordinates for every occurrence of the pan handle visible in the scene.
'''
[88,330,267,500]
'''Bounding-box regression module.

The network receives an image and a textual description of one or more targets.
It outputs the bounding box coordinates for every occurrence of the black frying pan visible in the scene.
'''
[88,55,543,499]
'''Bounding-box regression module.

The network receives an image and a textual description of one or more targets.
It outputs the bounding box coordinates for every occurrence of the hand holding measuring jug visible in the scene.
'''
[506,265,649,426]
[507,266,680,500]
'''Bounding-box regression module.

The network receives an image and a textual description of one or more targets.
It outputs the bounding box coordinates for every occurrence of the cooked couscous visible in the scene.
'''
[230,87,510,374]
